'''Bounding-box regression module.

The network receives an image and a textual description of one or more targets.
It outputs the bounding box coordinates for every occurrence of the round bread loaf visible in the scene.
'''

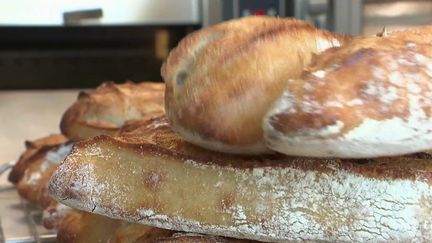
[264,35,432,158]
[161,16,347,154]
[60,81,164,141]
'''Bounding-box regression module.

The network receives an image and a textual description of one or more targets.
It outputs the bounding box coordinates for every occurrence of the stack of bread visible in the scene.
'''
[11,80,256,242]
[12,16,432,242]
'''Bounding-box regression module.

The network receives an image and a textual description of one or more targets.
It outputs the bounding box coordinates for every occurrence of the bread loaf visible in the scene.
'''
[60,81,164,141]
[8,134,67,184]
[162,16,348,154]
[49,116,432,242]
[264,35,432,157]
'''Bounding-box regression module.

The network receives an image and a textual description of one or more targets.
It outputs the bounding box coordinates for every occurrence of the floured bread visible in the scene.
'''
[60,81,164,141]
[50,115,432,242]
[8,134,68,184]
[264,34,432,158]
[162,16,348,154]
[15,142,73,207]
[42,201,73,229]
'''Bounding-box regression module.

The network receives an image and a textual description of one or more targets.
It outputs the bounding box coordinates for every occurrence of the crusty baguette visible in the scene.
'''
[57,210,123,243]
[152,233,254,243]
[162,16,348,154]
[8,134,68,184]
[15,142,73,207]
[16,161,59,207]
[110,222,174,243]
[50,115,432,242]
[385,25,432,43]
[56,209,250,243]
[264,34,432,158]
[60,81,164,141]
[42,201,73,229]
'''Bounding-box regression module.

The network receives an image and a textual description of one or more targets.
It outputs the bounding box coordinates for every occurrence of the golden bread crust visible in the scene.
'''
[57,211,122,243]
[8,134,67,184]
[50,116,432,242]
[153,233,254,242]
[16,161,59,207]
[42,201,72,229]
[12,140,73,208]
[264,33,432,157]
[56,209,253,243]
[60,81,164,141]
[162,16,348,154]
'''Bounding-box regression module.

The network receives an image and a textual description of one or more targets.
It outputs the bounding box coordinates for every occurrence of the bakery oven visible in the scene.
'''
[206,0,432,35]
[1,0,430,89]
[0,0,201,89]
[330,0,432,35]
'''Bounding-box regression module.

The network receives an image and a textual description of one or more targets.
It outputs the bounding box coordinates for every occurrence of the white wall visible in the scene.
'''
[0,0,200,25]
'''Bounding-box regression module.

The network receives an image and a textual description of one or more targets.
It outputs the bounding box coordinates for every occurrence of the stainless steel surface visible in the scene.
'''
[201,0,223,27]
[63,8,103,26]
[0,0,201,26]
[0,90,77,163]
[362,0,432,35]
[332,0,432,35]
[333,0,363,35]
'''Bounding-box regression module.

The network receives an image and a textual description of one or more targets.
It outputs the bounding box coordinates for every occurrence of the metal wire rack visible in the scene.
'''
[0,162,56,243]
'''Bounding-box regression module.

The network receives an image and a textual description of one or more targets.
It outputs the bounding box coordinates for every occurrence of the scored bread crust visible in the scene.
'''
[14,141,73,208]
[50,116,432,242]
[264,33,432,158]
[60,81,165,141]
[8,134,68,184]
[161,16,348,154]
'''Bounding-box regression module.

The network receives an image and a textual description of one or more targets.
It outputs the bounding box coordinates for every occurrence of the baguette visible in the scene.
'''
[56,209,253,243]
[264,34,432,158]
[15,142,73,207]
[162,16,348,154]
[50,116,432,242]
[8,134,67,184]
[60,81,164,141]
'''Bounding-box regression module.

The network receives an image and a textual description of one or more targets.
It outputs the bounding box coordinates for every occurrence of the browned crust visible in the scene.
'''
[269,34,432,138]
[386,25,432,43]
[60,81,165,141]
[57,211,122,243]
[153,233,255,242]
[113,224,174,243]
[8,134,68,184]
[16,161,59,208]
[161,16,350,150]
[56,210,249,243]
[74,115,432,184]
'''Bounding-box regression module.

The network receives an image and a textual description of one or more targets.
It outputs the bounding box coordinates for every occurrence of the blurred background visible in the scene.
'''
[0,0,431,90]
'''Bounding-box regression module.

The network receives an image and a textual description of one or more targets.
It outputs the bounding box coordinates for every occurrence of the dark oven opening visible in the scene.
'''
[0,25,199,89]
